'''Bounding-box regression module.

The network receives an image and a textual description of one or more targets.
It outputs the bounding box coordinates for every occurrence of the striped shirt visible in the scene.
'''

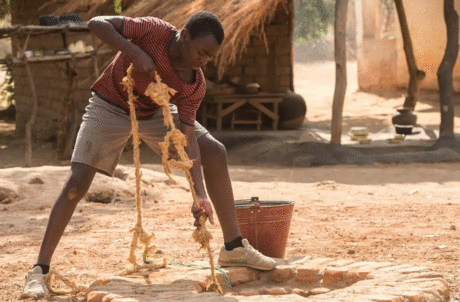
[91,17,206,125]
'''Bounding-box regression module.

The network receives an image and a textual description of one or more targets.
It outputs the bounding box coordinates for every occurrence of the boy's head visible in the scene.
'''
[179,11,224,70]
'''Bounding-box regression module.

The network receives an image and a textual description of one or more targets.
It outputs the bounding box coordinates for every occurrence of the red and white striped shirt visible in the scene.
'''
[91,17,206,125]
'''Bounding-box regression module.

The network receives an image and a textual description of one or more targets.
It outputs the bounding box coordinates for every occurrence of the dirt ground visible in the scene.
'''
[1,61,460,301]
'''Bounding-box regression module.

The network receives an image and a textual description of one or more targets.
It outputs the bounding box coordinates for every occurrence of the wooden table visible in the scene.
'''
[201,93,283,131]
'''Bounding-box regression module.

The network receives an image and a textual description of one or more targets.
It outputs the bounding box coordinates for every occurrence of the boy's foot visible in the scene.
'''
[218,238,276,270]
[22,266,49,299]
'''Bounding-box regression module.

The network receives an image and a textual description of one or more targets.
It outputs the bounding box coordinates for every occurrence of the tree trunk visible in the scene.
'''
[330,0,349,145]
[438,0,458,139]
[394,0,425,109]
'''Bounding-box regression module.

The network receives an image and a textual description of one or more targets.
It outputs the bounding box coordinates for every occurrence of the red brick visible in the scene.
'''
[270,265,295,282]
[323,269,346,285]
[295,266,319,284]
[345,271,370,285]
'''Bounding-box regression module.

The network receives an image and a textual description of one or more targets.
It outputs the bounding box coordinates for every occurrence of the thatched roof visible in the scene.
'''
[44,0,289,79]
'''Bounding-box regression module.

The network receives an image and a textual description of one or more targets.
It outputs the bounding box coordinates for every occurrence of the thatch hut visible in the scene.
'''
[10,0,294,140]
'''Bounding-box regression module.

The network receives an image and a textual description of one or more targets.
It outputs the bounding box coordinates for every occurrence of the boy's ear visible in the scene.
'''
[181,28,192,42]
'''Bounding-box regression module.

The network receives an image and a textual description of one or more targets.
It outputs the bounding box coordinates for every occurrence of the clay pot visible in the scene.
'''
[279,91,307,130]
[391,108,417,126]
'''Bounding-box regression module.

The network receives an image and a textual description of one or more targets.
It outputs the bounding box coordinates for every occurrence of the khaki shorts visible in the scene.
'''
[71,93,208,176]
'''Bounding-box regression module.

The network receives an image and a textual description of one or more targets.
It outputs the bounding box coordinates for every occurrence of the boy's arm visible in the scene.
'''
[180,122,215,225]
[88,16,155,74]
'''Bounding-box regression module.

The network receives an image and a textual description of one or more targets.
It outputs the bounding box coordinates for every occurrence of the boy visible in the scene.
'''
[23,11,276,298]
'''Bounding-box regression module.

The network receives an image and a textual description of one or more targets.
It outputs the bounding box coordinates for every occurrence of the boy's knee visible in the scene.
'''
[203,140,227,167]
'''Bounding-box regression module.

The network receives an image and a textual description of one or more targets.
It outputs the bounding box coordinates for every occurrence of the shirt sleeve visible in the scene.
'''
[122,17,168,41]
[177,71,206,125]
[177,97,203,126]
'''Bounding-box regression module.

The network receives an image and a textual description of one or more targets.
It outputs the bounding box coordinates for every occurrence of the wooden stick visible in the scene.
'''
[24,61,38,167]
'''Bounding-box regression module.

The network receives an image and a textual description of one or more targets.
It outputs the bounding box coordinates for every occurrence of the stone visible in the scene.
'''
[239,288,259,296]
[263,287,288,295]
[28,176,44,184]
[87,291,110,302]
[309,287,331,295]
[270,265,295,283]
[328,259,355,267]
[291,288,309,297]
[295,266,319,284]
[102,293,123,302]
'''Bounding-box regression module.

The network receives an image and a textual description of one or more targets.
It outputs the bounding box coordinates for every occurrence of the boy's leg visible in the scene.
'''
[196,132,240,242]
[24,94,132,298]
[36,163,97,266]
[197,130,276,270]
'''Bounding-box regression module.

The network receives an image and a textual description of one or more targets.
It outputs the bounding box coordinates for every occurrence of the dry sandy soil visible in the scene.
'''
[0,61,459,301]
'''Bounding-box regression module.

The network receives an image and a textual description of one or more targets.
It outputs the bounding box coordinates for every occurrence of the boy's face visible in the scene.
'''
[180,29,221,70]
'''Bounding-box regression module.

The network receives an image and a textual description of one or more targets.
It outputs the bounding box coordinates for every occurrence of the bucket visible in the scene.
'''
[235,197,295,259]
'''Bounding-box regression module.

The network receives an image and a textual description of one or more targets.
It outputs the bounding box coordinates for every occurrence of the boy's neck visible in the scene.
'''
[168,32,190,72]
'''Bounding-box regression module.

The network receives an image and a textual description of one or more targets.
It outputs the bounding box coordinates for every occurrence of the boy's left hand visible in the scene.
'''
[191,197,215,225]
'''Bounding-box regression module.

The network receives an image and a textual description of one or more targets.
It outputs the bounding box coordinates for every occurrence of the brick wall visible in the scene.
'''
[14,33,114,140]
[205,7,293,93]
[12,2,292,141]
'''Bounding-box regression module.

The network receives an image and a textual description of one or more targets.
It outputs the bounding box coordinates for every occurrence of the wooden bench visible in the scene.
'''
[201,93,283,131]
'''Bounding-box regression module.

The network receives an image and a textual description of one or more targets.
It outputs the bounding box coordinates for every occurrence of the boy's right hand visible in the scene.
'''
[130,49,156,75]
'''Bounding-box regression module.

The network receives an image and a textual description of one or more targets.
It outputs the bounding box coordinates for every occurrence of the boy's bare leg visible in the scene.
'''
[197,133,241,243]
[36,162,97,265]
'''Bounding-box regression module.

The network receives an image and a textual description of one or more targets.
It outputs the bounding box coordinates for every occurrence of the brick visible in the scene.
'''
[275,44,291,55]
[216,267,259,286]
[263,287,287,295]
[265,24,289,37]
[345,271,370,285]
[276,66,291,76]
[295,266,319,284]
[243,66,258,76]
[245,46,268,56]
[270,265,295,282]
[322,269,346,285]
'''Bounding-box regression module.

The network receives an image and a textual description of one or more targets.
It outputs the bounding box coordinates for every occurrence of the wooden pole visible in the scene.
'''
[438,0,458,139]
[330,0,349,145]
[287,0,295,92]
[24,61,38,167]
[394,0,425,109]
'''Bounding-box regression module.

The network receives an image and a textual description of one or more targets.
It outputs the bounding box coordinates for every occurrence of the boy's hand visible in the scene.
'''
[191,197,215,226]
[130,49,156,74]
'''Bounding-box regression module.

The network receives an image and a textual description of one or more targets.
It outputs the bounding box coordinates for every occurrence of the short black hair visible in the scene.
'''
[184,11,224,44]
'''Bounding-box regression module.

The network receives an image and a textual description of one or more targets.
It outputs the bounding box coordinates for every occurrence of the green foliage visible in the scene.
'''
[0,53,14,107]
[0,0,10,20]
[294,0,335,45]
[114,0,122,14]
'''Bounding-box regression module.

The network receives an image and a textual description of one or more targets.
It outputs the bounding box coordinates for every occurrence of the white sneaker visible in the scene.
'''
[22,266,49,299]
[218,238,277,271]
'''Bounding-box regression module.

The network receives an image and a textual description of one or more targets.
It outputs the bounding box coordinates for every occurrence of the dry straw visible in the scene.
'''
[44,0,286,79]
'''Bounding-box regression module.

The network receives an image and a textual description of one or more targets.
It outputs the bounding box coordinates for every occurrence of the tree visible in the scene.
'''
[330,0,348,144]
[0,0,10,20]
[394,0,425,109]
[437,0,458,139]
[294,0,335,45]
